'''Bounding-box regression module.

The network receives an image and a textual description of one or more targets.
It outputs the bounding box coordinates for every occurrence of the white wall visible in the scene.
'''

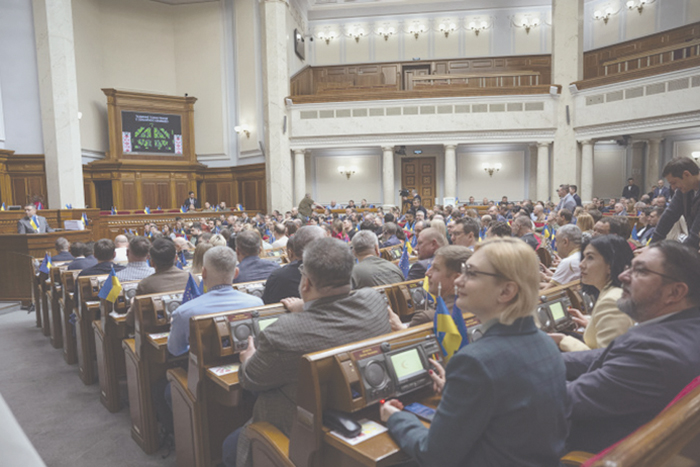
[592,142,626,199]
[309,149,382,204]
[456,149,527,201]
[0,0,43,154]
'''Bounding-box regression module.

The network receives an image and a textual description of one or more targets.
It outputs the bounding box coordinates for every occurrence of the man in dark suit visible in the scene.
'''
[408,227,448,280]
[17,204,53,234]
[651,179,672,200]
[66,242,98,271]
[224,237,392,467]
[621,177,640,200]
[564,241,700,453]
[261,225,324,304]
[233,230,279,283]
[51,237,74,262]
[651,157,700,249]
[182,191,200,211]
[78,239,125,277]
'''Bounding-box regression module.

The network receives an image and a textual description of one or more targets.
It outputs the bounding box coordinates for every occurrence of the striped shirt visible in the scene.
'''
[115,261,155,282]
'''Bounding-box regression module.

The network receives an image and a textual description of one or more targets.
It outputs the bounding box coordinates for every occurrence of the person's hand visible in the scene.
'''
[428,358,446,395]
[568,307,589,328]
[551,254,561,267]
[388,306,406,332]
[239,336,256,363]
[281,297,304,313]
[380,399,404,422]
[548,333,565,345]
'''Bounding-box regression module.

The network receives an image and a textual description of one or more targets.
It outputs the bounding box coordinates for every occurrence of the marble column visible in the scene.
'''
[580,140,594,203]
[646,138,663,189]
[32,0,85,208]
[444,144,457,201]
[261,0,293,212]
[294,149,306,206]
[382,146,395,207]
[536,142,551,202]
[551,0,583,200]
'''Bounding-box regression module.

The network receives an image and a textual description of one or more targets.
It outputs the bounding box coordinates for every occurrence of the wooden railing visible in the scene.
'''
[412,71,541,88]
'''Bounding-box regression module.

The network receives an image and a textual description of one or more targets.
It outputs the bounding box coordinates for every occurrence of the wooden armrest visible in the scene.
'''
[246,422,294,467]
[122,338,136,354]
[166,367,190,393]
[561,451,594,466]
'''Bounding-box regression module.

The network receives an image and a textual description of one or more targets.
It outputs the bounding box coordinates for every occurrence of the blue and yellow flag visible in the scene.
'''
[0,202,5,211]
[111,206,117,215]
[156,206,161,211]
[433,297,469,363]
[81,212,89,227]
[182,273,203,304]
[631,224,639,242]
[422,274,435,305]
[398,242,411,279]
[65,204,72,209]
[180,205,187,213]
[236,204,244,211]
[98,267,122,303]
[144,206,151,214]
[30,216,39,232]
[39,253,53,274]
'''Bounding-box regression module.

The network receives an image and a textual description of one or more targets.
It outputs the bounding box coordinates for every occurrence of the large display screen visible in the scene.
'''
[258,317,278,332]
[390,348,424,381]
[550,302,566,321]
[121,111,183,155]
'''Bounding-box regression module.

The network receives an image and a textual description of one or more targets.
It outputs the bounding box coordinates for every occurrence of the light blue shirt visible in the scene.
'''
[167,285,264,356]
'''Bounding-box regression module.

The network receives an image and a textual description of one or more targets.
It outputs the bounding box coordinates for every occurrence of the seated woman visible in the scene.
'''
[551,234,635,352]
[380,238,568,467]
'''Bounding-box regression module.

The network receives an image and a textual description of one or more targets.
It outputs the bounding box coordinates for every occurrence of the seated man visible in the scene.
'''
[379,222,401,248]
[564,241,700,453]
[114,235,129,263]
[51,237,74,262]
[233,230,279,283]
[511,215,539,250]
[541,224,582,290]
[78,239,125,277]
[115,236,155,282]
[124,238,190,326]
[450,217,479,251]
[66,242,97,271]
[351,230,405,289]
[262,226,325,304]
[226,238,392,467]
[408,227,448,280]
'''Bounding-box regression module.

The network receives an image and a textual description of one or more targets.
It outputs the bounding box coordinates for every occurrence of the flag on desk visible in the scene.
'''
[182,273,203,304]
[631,223,639,242]
[65,204,72,209]
[98,267,122,303]
[0,202,5,211]
[111,206,117,215]
[157,206,161,211]
[236,204,244,211]
[180,205,187,213]
[433,296,468,363]
[144,206,151,215]
[398,241,412,279]
[39,253,53,275]
[422,273,435,306]
[30,216,40,232]
[81,212,89,227]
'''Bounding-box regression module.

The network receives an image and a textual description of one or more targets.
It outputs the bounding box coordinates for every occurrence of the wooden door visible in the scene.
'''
[402,65,430,91]
[401,157,436,210]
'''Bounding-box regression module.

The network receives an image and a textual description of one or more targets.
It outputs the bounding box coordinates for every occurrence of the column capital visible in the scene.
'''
[648,138,664,146]
[381,146,395,152]
[578,139,594,146]
[536,141,552,148]
[293,148,306,156]
[444,144,458,150]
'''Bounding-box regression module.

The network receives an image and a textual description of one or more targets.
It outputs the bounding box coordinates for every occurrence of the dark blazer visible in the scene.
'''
[407,258,432,281]
[183,197,200,210]
[66,256,98,271]
[233,255,279,284]
[622,184,640,200]
[17,215,53,234]
[652,186,671,200]
[388,317,568,467]
[237,287,392,467]
[78,261,125,277]
[52,251,74,262]
[651,188,700,248]
[262,260,302,304]
[564,307,700,453]
[125,266,191,326]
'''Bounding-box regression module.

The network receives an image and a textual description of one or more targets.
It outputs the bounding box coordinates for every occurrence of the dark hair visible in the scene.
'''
[93,239,116,261]
[662,157,700,178]
[455,217,480,237]
[650,240,700,304]
[384,213,395,223]
[302,237,354,288]
[570,185,578,191]
[588,209,603,223]
[558,209,572,223]
[84,242,95,257]
[581,234,633,288]
[360,220,375,231]
[284,220,298,236]
[599,217,627,238]
[70,241,85,257]
[488,221,512,238]
[149,238,176,269]
[129,236,151,258]
[236,230,261,257]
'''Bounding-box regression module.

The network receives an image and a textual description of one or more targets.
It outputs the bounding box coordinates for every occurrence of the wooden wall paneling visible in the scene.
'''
[175,181,188,207]
[156,182,170,208]
[134,174,144,209]
[12,179,27,207]
[122,181,136,209]
[0,150,13,205]
[141,182,157,209]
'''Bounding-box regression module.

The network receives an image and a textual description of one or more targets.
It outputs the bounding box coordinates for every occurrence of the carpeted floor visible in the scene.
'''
[0,303,177,467]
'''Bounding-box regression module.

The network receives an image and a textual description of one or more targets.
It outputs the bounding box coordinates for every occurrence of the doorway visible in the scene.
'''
[401,157,436,210]
[402,64,430,91]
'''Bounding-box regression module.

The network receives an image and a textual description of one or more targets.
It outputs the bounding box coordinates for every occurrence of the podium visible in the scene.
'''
[0,230,93,305]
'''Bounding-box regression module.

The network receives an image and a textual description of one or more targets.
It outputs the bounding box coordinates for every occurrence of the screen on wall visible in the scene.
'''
[121,111,183,155]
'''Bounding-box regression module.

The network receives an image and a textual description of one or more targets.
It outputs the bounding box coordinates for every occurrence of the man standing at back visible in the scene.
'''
[225,238,392,467]
[555,184,577,213]
[651,157,700,249]
[17,204,53,234]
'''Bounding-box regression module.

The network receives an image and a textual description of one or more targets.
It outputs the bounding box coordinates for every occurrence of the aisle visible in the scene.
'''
[0,305,176,467]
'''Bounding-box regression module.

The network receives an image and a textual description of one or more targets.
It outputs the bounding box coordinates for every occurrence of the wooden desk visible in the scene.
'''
[76,274,108,385]
[58,269,80,364]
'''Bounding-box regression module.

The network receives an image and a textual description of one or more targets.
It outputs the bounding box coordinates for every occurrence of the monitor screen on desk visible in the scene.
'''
[550,301,566,322]
[390,348,424,381]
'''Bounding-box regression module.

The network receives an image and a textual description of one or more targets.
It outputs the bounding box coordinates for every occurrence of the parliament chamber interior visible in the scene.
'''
[2,0,700,466]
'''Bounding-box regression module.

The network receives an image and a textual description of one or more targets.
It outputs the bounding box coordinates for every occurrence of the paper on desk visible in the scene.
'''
[109,311,121,319]
[208,363,240,376]
[149,332,170,340]
[329,419,388,446]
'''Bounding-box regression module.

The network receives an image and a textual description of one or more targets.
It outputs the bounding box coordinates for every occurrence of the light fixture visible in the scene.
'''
[468,20,488,36]
[594,6,616,24]
[377,26,395,40]
[408,23,427,39]
[234,125,250,138]
[482,162,502,177]
[626,0,649,13]
[350,27,365,42]
[438,22,457,37]
[338,166,357,179]
[317,30,336,44]
[692,151,700,163]
[521,17,540,34]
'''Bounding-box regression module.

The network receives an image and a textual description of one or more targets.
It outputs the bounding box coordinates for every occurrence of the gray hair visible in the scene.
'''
[351,230,379,256]
[557,224,582,245]
[114,234,128,247]
[236,230,262,257]
[292,226,325,257]
[55,237,70,252]
[303,237,354,289]
[203,246,238,281]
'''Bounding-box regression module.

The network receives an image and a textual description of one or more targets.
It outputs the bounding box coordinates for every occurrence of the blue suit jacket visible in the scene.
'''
[564,307,700,453]
[233,255,280,284]
[388,317,568,467]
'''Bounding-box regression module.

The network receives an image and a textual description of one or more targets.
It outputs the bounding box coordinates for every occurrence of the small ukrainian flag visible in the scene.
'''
[0,202,5,211]
[180,205,187,213]
[144,206,151,214]
[98,267,123,303]
[81,213,89,227]
[433,296,469,363]
[111,206,117,215]
[39,253,53,274]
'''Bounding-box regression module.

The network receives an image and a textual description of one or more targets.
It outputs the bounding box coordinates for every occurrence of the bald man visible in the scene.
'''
[407,227,448,280]
[114,234,129,263]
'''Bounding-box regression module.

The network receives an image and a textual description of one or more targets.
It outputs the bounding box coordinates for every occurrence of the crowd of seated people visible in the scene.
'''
[38,156,700,466]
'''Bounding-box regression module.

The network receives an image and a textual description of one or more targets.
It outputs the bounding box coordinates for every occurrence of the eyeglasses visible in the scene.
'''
[622,264,680,282]
[461,262,502,280]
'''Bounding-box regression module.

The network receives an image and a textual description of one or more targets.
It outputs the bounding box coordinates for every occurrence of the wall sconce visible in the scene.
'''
[521,17,540,34]
[234,125,250,138]
[377,26,395,40]
[468,21,488,36]
[350,27,365,42]
[317,31,336,44]
[482,162,502,177]
[692,151,700,164]
[438,23,457,37]
[408,24,427,39]
[626,0,650,13]
[594,7,616,24]
[338,166,357,179]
